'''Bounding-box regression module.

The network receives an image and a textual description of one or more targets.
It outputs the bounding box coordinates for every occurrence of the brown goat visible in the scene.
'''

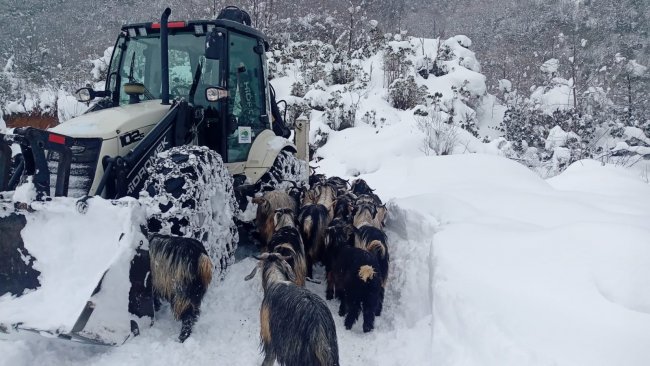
[253,190,297,248]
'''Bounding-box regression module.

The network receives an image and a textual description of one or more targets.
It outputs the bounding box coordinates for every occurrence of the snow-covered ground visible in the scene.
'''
[2,150,649,365]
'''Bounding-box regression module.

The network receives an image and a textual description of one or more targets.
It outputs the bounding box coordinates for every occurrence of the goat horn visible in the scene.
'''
[253,253,270,261]
[305,277,322,284]
[244,266,258,281]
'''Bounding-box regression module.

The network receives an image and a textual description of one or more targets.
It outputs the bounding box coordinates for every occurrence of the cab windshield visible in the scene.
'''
[108,32,220,106]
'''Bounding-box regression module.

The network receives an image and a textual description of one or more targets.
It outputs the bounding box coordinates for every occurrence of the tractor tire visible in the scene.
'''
[258,149,309,192]
[140,145,239,279]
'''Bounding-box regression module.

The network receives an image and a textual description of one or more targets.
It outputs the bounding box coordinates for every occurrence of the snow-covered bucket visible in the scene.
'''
[0,196,150,345]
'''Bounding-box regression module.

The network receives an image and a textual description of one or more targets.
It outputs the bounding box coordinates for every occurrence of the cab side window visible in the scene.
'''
[226,32,265,162]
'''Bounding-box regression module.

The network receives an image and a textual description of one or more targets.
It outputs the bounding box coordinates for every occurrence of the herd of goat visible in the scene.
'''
[148,173,389,365]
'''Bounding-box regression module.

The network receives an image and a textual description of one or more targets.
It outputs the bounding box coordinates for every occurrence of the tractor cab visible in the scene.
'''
[78,7,285,165]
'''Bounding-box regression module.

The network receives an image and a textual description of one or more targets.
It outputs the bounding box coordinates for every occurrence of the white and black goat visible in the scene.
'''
[148,234,213,342]
[246,253,340,366]
[267,208,307,287]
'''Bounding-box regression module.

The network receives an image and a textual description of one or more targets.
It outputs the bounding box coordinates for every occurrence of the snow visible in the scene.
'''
[498,79,512,93]
[540,58,559,74]
[625,60,647,77]
[545,125,579,150]
[0,197,146,342]
[530,78,574,114]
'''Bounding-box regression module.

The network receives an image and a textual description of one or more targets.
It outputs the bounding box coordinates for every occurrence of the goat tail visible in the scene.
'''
[358,265,376,282]
[367,240,386,258]
[198,254,213,289]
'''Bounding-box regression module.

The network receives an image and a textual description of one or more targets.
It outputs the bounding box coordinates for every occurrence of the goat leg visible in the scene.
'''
[261,352,276,366]
[326,271,334,300]
[362,296,377,333]
[375,286,385,317]
[338,289,347,317]
[178,307,198,343]
[306,256,314,278]
[344,299,361,330]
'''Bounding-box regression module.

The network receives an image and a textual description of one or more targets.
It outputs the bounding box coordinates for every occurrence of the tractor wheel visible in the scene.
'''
[140,145,238,279]
[258,149,309,192]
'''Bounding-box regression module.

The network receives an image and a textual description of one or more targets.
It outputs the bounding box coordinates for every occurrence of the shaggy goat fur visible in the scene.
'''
[148,234,213,342]
[332,246,382,333]
[350,178,374,196]
[353,202,381,229]
[298,203,332,278]
[333,192,357,223]
[324,220,355,300]
[268,213,307,287]
[254,253,340,366]
[253,190,297,247]
[354,225,389,316]
[326,176,350,196]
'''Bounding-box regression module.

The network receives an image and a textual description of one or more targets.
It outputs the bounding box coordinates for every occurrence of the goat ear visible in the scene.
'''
[282,261,297,283]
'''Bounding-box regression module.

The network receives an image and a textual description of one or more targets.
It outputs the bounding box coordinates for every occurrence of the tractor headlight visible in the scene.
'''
[205,87,228,102]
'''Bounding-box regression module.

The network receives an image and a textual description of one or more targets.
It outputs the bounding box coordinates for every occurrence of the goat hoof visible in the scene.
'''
[363,325,373,333]
[326,291,333,300]
[338,309,346,317]
[178,330,191,343]
[345,323,353,330]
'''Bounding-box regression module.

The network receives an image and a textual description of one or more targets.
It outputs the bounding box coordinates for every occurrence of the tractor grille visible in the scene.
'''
[46,138,102,198]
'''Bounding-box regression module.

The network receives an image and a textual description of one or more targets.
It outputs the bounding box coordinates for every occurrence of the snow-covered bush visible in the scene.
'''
[415,111,458,156]
[388,76,426,110]
[383,39,414,87]
[324,91,358,131]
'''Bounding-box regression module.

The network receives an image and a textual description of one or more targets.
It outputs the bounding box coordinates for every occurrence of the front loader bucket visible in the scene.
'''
[0,196,152,345]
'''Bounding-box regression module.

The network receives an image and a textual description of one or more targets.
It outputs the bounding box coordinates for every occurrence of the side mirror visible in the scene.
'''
[205,27,227,60]
[205,87,228,102]
[75,87,93,102]
[75,87,109,103]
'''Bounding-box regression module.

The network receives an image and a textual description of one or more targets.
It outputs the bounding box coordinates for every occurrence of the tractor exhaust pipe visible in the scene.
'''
[160,8,171,105]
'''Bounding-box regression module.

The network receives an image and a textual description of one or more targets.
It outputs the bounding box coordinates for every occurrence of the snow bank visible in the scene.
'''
[4,153,648,366]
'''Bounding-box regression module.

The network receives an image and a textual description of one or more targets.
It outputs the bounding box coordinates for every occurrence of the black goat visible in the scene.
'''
[354,225,389,316]
[332,246,382,333]
[247,253,340,366]
[148,234,213,342]
[323,219,355,300]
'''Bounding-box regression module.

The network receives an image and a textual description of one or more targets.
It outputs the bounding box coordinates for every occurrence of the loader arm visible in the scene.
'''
[98,100,192,198]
